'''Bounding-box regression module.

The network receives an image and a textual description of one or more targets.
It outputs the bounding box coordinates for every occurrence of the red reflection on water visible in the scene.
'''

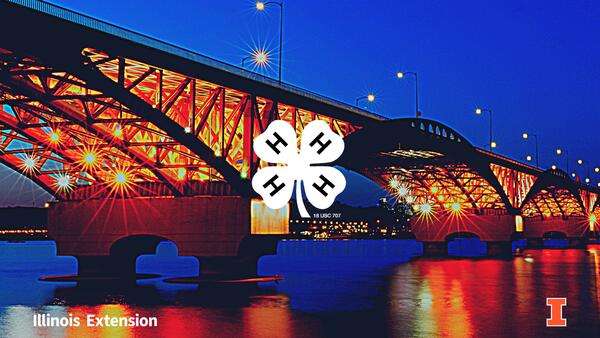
[393,249,600,337]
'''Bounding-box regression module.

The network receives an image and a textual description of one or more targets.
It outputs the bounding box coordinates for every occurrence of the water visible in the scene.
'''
[0,240,599,337]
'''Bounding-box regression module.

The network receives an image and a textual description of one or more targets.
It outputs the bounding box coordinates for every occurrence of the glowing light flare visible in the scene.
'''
[48,130,61,144]
[19,154,38,175]
[522,133,528,139]
[77,146,102,172]
[177,168,187,181]
[256,1,265,10]
[551,165,557,170]
[490,141,497,149]
[526,155,532,162]
[589,214,597,231]
[53,173,73,193]
[389,177,400,189]
[250,48,271,68]
[114,123,123,138]
[398,186,409,197]
[108,167,134,195]
[367,94,375,102]
[415,202,438,224]
[84,152,97,165]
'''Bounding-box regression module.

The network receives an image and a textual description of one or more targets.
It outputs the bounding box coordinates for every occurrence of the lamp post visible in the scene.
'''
[356,94,375,107]
[397,71,420,117]
[577,159,590,184]
[521,132,539,167]
[556,148,569,173]
[475,107,494,152]
[256,1,284,83]
[241,56,251,70]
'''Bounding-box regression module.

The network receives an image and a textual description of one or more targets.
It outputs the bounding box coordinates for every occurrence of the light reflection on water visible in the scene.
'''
[0,240,599,337]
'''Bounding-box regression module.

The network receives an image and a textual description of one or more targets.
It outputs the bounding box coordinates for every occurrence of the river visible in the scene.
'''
[0,240,598,337]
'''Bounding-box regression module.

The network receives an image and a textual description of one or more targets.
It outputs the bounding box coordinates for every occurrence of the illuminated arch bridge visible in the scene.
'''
[0,1,597,264]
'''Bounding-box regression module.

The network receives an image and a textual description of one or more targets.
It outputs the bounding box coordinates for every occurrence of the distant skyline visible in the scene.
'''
[1,0,599,206]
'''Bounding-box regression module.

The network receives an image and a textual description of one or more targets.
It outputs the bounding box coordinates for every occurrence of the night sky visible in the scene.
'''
[1,0,599,206]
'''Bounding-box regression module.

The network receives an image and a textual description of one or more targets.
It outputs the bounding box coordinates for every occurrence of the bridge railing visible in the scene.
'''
[9,0,385,121]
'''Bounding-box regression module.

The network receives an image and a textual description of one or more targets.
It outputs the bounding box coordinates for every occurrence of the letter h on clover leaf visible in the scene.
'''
[251,120,346,218]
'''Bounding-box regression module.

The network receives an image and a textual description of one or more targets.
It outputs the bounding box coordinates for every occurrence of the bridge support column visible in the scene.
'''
[526,238,544,249]
[568,237,587,249]
[422,242,447,256]
[485,241,512,257]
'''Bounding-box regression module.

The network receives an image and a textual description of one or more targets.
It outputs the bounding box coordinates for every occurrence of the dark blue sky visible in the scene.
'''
[1,0,599,206]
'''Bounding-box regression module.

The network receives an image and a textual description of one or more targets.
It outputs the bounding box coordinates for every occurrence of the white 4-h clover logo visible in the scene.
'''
[251,120,346,218]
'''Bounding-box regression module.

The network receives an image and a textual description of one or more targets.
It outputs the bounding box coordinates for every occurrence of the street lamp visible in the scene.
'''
[256,1,284,83]
[396,71,420,117]
[475,107,494,152]
[521,132,539,167]
[577,159,590,184]
[242,48,271,70]
[356,94,375,107]
[556,148,569,173]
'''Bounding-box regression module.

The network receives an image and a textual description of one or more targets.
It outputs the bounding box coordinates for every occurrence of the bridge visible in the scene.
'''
[0,0,598,279]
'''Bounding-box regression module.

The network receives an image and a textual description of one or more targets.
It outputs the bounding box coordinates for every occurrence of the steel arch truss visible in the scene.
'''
[490,163,537,208]
[369,162,506,215]
[0,47,357,199]
[82,48,358,178]
[521,186,585,219]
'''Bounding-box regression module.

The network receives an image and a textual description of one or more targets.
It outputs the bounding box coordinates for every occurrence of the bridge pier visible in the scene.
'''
[422,242,447,256]
[485,241,512,257]
[526,237,588,249]
[568,237,588,249]
[526,238,544,249]
[45,197,288,281]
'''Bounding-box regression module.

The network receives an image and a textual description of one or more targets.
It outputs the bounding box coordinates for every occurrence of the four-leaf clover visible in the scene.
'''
[251,120,346,218]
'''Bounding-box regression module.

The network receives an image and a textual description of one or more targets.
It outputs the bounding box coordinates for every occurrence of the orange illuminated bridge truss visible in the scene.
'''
[379,163,507,218]
[0,48,357,200]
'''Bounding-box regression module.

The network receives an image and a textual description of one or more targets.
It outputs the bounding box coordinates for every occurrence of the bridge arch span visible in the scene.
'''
[339,118,515,215]
[520,169,587,219]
